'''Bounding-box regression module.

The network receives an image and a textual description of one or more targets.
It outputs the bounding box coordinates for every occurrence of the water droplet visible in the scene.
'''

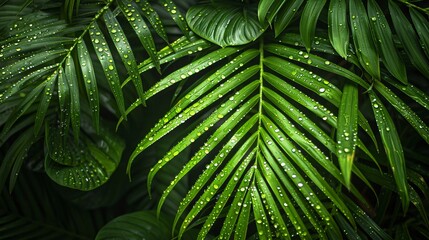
[319,88,325,93]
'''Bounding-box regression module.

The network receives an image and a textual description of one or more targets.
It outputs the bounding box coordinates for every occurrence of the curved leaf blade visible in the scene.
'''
[328,0,349,59]
[337,83,359,189]
[95,211,170,240]
[45,121,125,191]
[367,0,407,83]
[186,3,265,47]
[300,0,326,51]
[368,91,409,211]
[349,0,380,79]
[389,0,429,77]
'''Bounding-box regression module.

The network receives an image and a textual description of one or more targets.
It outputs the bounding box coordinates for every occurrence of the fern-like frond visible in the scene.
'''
[126,1,429,238]
[0,0,187,191]
[129,38,374,238]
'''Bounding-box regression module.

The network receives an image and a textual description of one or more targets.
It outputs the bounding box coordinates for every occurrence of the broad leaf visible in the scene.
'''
[45,119,125,191]
[186,2,265,47]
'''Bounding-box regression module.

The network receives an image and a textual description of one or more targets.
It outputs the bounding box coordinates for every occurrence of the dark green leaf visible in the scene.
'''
[328,0,349,59]
[186,3,265,47]
[337,83,359,189]
[389,0,429,77]
[45,120,125,191]
[274,0,304,36]
[367,0,407,83]
[95,211,170,240]
[349,0,380,79]
[104,9,145,103]
[410,8,429,59]
[368,91,409,211]
[77,41,99,132]
[300,0,326,51]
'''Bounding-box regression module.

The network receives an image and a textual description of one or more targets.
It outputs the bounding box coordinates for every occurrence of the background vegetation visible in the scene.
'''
[1,0,429,239]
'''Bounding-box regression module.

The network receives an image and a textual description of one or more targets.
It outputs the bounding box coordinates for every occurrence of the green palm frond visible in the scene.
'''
[0,0,187,191]
[124,0,429,238]
[1,0,429,239]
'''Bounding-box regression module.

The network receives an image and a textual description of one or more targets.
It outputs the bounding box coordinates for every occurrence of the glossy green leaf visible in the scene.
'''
[57,66,70,134]
[367,0,407,83]
[45,120,125,191]
[95,211,170,240]
[144,47,240,100]
[118,0,160,73]
[274,0,304,36]
[159,0,190,38]
[261,110,355,226]
[264,87,335,154]
[250,181,271,240]
[374,81,429,144]
[343,196,392,240]
[219,169,255,239]
[137,0,169,43]
[65,55,80,141]
[77,41,99,132]
[258,0,275,23]
[389,0,429,77]
[328,0,349,59]
[410,8,429,59]
[369,91,409,211]
[385,78,429,111]
[234,182,253,240]
[337,83,359,189]
[349,0,380,79]
[300,0,326,51]
[194,146,256,239]
[128,54,254,170]
[158,102,259,215]
[186,2,265,47]
[264,56,342,105]
[34,72,57,135]
[0,49,66,82]
[265,43,370,88]
[171,104,258,233]
[104,9,145,103]
[258,0,286,24]
[88,22,126,119]
[0,64,57,104]
[259,141,317,238]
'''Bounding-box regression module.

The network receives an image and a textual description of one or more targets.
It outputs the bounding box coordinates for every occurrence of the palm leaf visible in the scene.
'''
[0,0,185,191]
[125,2,429,238]
[127,15,382,239]
[328,0,349,59]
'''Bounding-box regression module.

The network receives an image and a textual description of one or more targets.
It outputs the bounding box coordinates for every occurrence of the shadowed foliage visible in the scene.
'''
[1,0,429,239]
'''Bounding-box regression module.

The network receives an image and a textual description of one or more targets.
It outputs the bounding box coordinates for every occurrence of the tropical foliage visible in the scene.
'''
[1,0,429,239]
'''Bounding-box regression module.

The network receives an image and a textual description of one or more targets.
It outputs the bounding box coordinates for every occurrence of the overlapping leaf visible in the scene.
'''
[127,34,402,238]
[0,0,186,190]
